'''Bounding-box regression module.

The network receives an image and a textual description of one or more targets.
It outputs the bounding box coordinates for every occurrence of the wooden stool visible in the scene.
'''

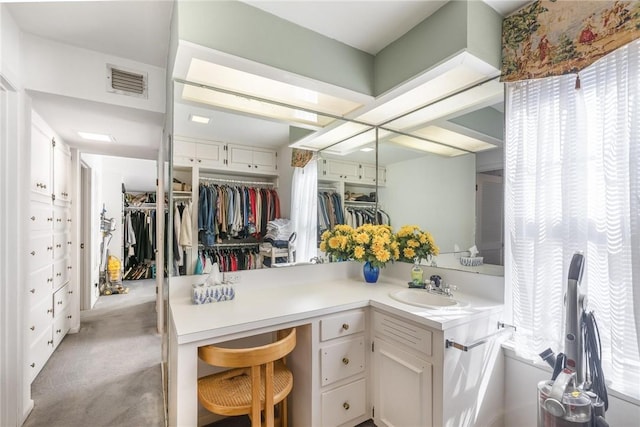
[198,328,296,427]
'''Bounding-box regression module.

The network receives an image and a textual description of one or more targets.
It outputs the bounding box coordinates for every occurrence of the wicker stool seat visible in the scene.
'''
[197,328,296,427]
[198,359,293,415]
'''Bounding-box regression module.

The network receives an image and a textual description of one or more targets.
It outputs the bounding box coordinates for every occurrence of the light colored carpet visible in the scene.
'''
[23,279,165,427]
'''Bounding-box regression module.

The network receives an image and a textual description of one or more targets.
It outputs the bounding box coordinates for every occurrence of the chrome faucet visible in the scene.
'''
[426,275,456,297]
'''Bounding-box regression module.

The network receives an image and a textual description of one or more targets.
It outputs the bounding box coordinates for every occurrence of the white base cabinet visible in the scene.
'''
[318,309,369,427]
[26,112,74,384]
[372,310,435,427]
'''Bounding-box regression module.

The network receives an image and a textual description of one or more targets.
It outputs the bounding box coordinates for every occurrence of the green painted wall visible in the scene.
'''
[177,0,374,96]
[373,1,469,96]
[450,107,503,140]
[466,0,503,69]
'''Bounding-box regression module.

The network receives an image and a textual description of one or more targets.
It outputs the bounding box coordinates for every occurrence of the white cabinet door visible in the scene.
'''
[373,338,433,427]
[360,164,387,186]
[320,158,360,182]
[30,124,52,198]
[196,141,225,169]
[53,145,71,204]
[173,140,198,167]
[227,144,277,174]
[227,145,254,171]
[251,148,277,173]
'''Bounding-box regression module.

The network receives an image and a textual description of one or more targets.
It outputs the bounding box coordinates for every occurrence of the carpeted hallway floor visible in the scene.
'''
[23,279,165,427]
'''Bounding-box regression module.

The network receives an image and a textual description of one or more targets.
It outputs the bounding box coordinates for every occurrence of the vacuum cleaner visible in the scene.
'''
[537,252,609,427]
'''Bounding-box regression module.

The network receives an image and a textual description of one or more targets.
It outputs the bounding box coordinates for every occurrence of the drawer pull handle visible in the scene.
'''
[343,402,350,410]
[30,326,35,331]
[68,290,73,294]
[342,357,350,365]
[47,309,53,314]
[47,246,53,251]
[30,251,36,256]
[58,301,62,305]
[67,266,72,270]
[342,323,350,331]
[31,216,36,221]
[67,315,72,319]
[47,340,53,345]
[30,363,35,368]
[57,273,62,277]
[56,329,61,334]
[67,219,72,222]
[56,244,61,248]
[30,288,36,294]
[47,278,53,283]
[47,217,53,222]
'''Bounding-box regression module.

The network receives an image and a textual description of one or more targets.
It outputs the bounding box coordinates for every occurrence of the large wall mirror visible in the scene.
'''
[316,84,505,276]
[170,57,505,277]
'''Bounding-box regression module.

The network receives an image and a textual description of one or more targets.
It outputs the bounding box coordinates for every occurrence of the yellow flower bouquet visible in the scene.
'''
[351,224,399,268]
[395,225,439,264]
[319,224,356,261]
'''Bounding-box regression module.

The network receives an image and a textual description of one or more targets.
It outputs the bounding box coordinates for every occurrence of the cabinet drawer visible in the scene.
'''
[321,378,366,427]
[29,201,53,232]
[28,296,54,345]
[25,326,54,384]
[53,232,69,260]
[53,258,69,290]
[321,310,365,341]
[321,336,365,387]
[373,311,432,357]
[27,264,53,305]
[29,234,53,270]
[53,206,70,231]
[53,307,69,347]
[54,282,70,315]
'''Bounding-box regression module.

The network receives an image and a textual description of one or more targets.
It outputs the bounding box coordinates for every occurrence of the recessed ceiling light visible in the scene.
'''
[189,114,210,124]
[360,147,375,152]
[77,132,114,142]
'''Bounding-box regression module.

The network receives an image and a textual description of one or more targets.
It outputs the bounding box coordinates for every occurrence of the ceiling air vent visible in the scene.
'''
[106,64,148,98]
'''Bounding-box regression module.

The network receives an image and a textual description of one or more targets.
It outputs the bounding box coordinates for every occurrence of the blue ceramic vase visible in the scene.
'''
[363,261,380,283]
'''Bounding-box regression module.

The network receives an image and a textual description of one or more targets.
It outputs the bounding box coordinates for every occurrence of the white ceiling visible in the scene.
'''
[7,0,530,169]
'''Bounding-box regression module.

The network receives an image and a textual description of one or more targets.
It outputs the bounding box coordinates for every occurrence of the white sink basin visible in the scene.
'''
[389,289,467,309]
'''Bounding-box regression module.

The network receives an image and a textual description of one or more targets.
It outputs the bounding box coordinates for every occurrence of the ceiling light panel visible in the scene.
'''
[357,66,489,125]
[390,134,467,157]
[413,126,496,152]
[182,85,335,128]
[77,131,114,142]
[186,58,362,117]
[385,80,504,130]
[189,114,210,124]
[323,128,393,155]
[292,121,373,150]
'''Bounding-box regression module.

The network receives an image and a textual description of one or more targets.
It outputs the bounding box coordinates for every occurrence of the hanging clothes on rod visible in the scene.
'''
[344,204,391,228]
[198,245,261,272]
[198,178,280,246]
[317,190,344,234]
[123,208,156,280]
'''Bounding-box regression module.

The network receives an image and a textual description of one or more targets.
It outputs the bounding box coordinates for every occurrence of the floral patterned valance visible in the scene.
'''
[291,148,314,168]
[501,1,640,82]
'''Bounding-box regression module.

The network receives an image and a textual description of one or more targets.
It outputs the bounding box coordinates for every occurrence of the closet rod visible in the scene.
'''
[199,242,260,248]
[125,206,164,211]
[200,177,275,187]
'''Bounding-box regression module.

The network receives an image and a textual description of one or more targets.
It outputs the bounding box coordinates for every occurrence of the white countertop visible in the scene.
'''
[169,264,503,345]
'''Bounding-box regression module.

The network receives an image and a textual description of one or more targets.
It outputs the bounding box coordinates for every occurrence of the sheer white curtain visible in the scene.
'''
[291,156,318,263]
[505,39,640,399]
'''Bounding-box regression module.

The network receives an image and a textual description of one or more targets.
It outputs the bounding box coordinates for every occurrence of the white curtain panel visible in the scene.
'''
[291,156,318,263]
[505,39,640,398]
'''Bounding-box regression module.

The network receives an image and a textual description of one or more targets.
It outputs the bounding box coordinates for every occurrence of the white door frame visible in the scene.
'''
[0,75,26,426]
[80,162,92,310]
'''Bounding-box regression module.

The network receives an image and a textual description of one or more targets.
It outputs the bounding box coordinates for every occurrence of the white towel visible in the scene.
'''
[179,201,192,247]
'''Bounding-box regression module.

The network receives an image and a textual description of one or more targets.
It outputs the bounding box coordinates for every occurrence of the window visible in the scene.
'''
[504,39,640,399]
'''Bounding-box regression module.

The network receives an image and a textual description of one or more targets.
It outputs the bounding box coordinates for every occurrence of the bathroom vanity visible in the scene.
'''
[168,262,505,427]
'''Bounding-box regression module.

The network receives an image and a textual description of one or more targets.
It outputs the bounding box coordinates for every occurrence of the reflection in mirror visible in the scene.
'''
[318,90,505,276]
